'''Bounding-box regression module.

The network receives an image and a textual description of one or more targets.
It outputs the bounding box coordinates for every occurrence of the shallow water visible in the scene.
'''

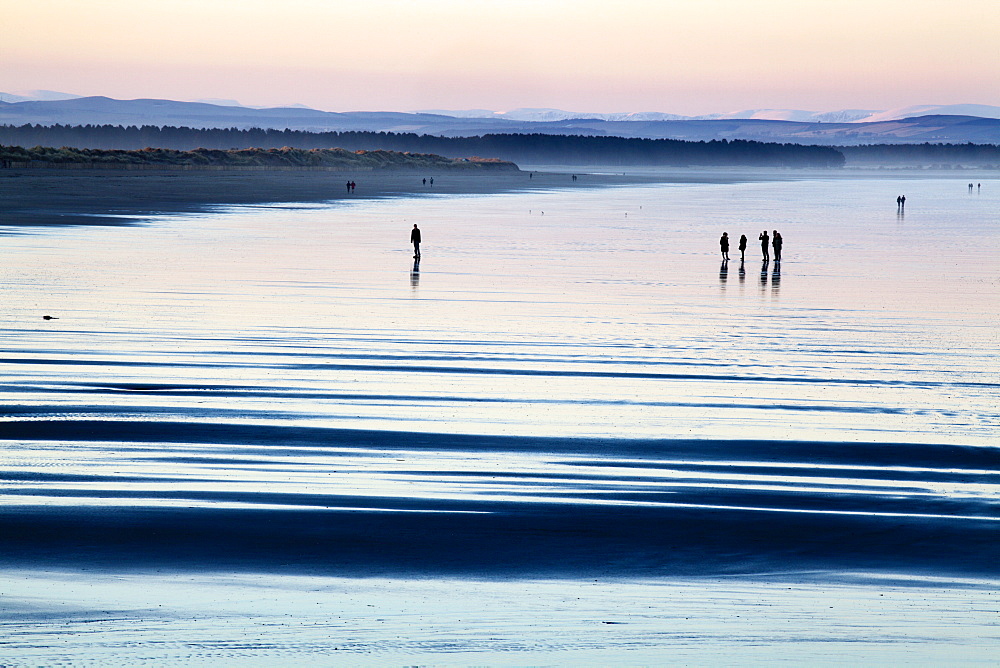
[2,173,999,663]
[4,570,999,666]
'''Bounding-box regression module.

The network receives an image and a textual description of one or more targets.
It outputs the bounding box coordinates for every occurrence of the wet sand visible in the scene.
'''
[2,171,998,664]
[0,165,877,227]
[0,167,670,227]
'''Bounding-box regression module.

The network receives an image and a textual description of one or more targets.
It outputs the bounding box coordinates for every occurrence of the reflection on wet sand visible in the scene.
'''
[771,260,781,295]
[718,259,728,288]
[411,257,420,289]
[0,175,998,667]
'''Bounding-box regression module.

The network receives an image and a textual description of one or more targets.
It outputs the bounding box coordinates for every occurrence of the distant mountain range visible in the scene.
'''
[2,92,999,145]
[417,104,1000,124]
[0,89,83,103]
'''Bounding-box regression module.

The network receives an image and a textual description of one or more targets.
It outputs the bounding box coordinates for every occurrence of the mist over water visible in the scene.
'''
[2,174,999,663]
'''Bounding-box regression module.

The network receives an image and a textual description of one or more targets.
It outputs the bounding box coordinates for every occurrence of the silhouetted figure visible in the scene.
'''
[772,230,782,262]
[896,195,901,209]
[900,195,905,209]
[572,174,577,181]
[759,230,769,261]
[978,183,981,192]
[410,224,421,258]
[347,181,352,193]
[738,234,747,261]
[422,178,426,185]
[969,183,974,191]
[720,232,730,260]
[429,177,434,186]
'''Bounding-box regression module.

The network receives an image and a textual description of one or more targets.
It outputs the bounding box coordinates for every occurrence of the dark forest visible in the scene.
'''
[0,123,846,167]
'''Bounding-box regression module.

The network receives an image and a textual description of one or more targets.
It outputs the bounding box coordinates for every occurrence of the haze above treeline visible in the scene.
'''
[3,94,1000,146]
[6,124,1000,169]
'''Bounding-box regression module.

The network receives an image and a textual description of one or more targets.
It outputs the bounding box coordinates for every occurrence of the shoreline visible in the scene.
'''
[0,167,658,227]
[2,166,995,227]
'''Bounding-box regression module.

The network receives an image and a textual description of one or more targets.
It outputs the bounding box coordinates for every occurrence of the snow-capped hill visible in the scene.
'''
[414,109,499,118]
[810,109,881,123]
[0,89,82,103]
[608,111,691,121]
[694,109,879,122]
[860,104,1000,122]
[418,108,697,122]
[193,98,316,111]
[194,98,246,107]
[497,108,593,122]
[695,109,818,122]
[418,107,882,123]
[413,104,1000,126]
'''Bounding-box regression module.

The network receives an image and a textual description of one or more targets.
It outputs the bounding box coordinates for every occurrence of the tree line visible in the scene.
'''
[0,123,846,167]
[838,143,1000,167]
[0,144,517,170]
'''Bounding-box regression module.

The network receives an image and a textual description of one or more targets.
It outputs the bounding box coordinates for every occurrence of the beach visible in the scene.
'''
[0,166,676,227]
[1,164,907,227]
[1,168,998,664]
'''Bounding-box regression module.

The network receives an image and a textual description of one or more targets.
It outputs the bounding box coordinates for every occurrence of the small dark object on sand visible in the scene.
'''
[42,315,58,320]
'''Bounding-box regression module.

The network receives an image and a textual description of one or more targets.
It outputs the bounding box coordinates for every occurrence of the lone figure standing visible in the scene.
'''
[719,232,730,261]
[772,230,782,262]
[410,224,422,258]
[759,230,770,261]
[738,234,747,262]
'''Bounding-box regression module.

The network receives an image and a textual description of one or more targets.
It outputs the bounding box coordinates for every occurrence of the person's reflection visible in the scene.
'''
[719,259,728,288]
[760,258,769,289]
[410,257,420,289]
[771,260,781,295]
[738,259,746,285]
[896,208,905,222]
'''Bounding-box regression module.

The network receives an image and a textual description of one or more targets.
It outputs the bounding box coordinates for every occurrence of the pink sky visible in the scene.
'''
[5,0,999,113]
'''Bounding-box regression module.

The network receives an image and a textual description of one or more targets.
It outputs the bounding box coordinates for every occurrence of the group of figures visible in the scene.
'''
[719,230,782,263]
[409,222,786,268]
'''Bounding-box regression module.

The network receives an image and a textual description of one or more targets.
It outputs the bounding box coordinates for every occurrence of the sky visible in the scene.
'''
[3,0,999,114]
